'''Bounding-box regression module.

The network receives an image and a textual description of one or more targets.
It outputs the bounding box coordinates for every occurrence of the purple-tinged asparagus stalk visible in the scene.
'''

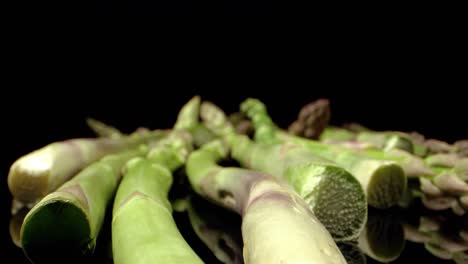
[8,129,166,203]
[186,140,347,264]
[288,98,331,140]
[200,101,367,241]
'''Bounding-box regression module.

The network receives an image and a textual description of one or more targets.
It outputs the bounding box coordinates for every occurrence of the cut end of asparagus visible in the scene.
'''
[21,198,93,263]
[384,135,414,153]
[299,165,367,241]
[8,148,53,203]
[365,162,407,209]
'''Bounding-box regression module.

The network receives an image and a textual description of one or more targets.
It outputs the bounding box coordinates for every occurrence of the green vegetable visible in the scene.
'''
[112,96,203,264]
[186,140,347,264]
[8,129,166,203]
[20,146,147,263]
[200,101,367,241]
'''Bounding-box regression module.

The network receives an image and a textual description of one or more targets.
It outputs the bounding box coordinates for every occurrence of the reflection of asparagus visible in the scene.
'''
[403,211,468,263]
[10,203,30,248]
[20,145,147,263]
[186,194,244,264]
[8,129,166,203]
[357,208,405,263]
[201,101,366,241]
[336,242,367,264]
[239,98,406,209]
[112,96,203,264]
[186,139,347,263]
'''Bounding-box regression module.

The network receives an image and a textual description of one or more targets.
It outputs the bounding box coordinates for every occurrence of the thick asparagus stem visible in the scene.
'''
[239,98,407,209]
[8,129,166,203]
[20,146,147,263]
[112,135,202,264]
[112,96,203,264]
[186,140,347,264]
[201,101,367,241]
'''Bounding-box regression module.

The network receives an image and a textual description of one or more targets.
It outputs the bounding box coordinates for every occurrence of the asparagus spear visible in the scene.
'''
[112,134,203,264]
[86,117,123,139]
[239,98,407,209]
[186,139,347,264]
[8,129,166,203]
[288,98,331,140]
[20,145,147,263]
[200,101,367,241]
[320,126,415,154]
[112,96,204,264]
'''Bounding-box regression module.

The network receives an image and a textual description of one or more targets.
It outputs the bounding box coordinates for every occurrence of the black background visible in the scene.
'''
[1,33,467,263]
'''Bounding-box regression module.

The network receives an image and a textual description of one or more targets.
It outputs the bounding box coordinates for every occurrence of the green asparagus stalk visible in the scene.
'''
[239,98,407,209]
[200,101,367,241]
[8,129,166,203]
[20,145,147,263]
[186,139,347,263]
[112,135,202,264]
[112,96,203,264]
[320,127,355,142]
[86,118,123,138]
[320,126,414,153]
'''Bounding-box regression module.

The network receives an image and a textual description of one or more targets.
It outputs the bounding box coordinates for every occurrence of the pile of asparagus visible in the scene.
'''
[7,96,467,264]
[403,208,468,263]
